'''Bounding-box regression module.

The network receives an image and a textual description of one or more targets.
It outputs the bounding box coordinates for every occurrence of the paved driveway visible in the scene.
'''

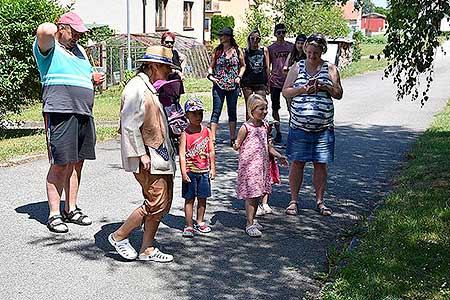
[1,48,450,300]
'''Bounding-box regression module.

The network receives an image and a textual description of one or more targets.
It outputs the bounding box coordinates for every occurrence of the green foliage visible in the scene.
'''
[0,0,65,120]
[210,15,235,40]
[384,0,450,105]
[321,102,450,300]
[283,1,350,38]
[352,30,363,61]
[360,0,376,14]
[78,25,114,46]
[374,6,389,17]
[236,2,276,48]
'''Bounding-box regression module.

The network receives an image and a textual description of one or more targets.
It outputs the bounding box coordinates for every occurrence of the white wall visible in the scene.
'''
[57,0,204,42]
[441,15,450,32]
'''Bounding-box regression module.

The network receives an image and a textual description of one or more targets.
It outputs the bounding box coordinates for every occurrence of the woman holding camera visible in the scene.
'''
[282,33,343,217]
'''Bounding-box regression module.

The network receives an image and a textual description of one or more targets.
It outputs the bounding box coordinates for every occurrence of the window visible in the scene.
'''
[204,18,210,31]
[156,0,167,29]
[183,1,193,29]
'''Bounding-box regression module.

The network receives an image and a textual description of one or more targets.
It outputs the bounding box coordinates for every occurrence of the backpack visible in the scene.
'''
[153,79,188,152]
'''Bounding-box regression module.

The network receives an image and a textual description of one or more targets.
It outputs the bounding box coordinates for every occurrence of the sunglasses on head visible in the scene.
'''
[276,30,286,35]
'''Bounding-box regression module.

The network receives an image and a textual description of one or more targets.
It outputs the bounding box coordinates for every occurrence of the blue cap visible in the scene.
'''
[184,97,204,112]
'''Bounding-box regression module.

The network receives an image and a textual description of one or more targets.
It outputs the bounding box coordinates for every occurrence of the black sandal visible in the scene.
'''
[316,201,332,216]
[62,207,92,225]
[285,201,298,215]
[47,215,69,233]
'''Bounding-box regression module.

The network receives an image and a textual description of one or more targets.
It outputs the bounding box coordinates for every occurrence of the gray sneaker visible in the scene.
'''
[245,224,262,237]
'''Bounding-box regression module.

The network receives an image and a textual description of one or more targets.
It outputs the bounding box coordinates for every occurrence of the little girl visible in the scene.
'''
[233,94,288,237]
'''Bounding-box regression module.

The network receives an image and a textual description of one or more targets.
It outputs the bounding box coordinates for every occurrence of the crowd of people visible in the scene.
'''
[33,12,343,262]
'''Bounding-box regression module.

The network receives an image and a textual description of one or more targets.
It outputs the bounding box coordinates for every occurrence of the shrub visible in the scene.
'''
[0,0,65,120]
[210,15,235,40]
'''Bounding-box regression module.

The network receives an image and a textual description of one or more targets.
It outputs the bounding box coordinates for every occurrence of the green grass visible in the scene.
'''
[321,102,450,300]
[341,58,388,79]
[183,77,212,93]
[360,43,385,57]
[0,127,118,163]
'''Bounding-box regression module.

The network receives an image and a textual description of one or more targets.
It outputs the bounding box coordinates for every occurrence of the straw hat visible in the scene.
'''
[136,45,180,70]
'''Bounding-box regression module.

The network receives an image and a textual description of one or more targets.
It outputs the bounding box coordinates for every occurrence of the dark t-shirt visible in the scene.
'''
[241,47,267,87]
[268,41,293,88]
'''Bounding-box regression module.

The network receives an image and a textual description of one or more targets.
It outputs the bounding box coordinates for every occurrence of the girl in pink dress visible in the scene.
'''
[233,94,288,237]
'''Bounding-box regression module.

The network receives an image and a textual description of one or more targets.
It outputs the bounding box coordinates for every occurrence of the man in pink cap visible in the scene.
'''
[33,11,105,233]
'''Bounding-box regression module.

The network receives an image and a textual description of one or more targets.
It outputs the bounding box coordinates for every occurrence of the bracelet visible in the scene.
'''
[207,74,215,81]
[236,75,242,79]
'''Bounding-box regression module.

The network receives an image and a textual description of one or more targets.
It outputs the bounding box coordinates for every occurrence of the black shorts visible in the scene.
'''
[44,113,96,165]
[270,86,282,111]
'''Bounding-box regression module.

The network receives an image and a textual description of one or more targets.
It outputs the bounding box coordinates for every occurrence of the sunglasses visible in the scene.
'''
[276,30,286,35]
[250,37,261,42]
[164,41,174,45]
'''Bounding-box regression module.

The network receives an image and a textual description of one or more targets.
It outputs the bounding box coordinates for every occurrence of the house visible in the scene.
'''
[441,15,450,32]
[340,0,362,33]
[57,0,205,42]
[361,13,387,36]
[204,0,253,41]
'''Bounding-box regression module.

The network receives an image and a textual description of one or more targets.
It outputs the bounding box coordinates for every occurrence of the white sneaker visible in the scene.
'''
[262,204,273,214]
[138,248,173,263]
[255,204,265,216]
[108,233,138,260]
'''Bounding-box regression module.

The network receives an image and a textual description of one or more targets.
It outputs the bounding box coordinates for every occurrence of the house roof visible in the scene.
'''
[104,33,205,49]
[362,13,387,19]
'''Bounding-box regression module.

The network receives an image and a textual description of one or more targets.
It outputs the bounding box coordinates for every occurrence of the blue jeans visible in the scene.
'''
[210,85,238,124]
[286,127,335,164]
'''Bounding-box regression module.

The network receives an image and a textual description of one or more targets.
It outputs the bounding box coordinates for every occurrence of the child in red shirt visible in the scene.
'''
[179,98,216,237]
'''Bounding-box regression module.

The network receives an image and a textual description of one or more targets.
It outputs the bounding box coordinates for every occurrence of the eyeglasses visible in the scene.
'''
[276,30,286,35]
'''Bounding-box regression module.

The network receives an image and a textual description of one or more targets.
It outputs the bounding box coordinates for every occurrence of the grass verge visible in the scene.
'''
[341,58,388,79]
[320,102,450,300]
[0,127,118,164]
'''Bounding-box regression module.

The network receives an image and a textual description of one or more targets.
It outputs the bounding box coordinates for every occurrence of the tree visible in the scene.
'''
[384,0,450,105]
[361,0,376,14]
[0,0,65,120]
[210,15,235,40]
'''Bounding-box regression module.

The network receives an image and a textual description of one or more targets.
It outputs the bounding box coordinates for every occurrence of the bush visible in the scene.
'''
[0,0,65,120]
[352,30,363,61]
[210,15,235,40]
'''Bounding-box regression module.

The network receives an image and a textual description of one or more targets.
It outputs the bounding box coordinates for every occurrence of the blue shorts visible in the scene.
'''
[286,127,335,164]
[182,172,211,200]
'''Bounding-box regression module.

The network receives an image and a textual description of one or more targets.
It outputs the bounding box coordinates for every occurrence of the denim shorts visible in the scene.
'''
[210,85,238,123]
[286,127,335,164]
[182,171,211,200]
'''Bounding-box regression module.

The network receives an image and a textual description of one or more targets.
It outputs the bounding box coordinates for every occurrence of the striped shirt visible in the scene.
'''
[33,40,94,116]
[289,60,334,132]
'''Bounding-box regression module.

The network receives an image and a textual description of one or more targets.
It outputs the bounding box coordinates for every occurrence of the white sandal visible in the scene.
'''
[245,224,262,237]
[138,248,173,263]
[253,220,263,231]
[108,233,138,260]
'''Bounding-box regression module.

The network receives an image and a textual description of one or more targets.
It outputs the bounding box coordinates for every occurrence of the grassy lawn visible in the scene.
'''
[341,58,388,79]
[360,43,385,57]
[321,102,450,300]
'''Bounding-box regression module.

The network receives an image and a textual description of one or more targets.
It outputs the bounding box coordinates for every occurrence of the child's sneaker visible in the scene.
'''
[194,222,211,233]
[255,204,265,216]
[262,204,273,214]
[245,224,262,237]
[182,226,194,238]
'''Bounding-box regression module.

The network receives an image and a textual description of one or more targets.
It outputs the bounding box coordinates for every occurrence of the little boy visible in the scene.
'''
[179,97,216,237]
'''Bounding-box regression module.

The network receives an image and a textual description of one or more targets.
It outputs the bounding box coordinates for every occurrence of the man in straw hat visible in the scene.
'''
[107,46,179,262]
[33,11,105,234]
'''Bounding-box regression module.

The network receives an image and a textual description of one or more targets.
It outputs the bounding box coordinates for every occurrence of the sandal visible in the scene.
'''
[245,224,262,237]
[285,201,298,215]
[108,233,138,260]
[138,248,173,263]
[252,220,263,231]
[316,201,332,216]
[62,207,92,225]
[182,226,194,238]
[46,215,69,233]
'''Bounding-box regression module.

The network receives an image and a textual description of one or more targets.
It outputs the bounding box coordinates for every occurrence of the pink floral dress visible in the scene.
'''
[237,121,272,199]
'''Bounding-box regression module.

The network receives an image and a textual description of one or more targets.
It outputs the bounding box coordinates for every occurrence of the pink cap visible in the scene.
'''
[58,11,88,33]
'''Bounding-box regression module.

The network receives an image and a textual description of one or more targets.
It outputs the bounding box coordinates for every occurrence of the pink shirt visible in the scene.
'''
[268,41,294,88]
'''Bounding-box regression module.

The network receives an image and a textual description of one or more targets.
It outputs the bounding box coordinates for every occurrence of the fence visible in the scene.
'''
[86,35,211,89]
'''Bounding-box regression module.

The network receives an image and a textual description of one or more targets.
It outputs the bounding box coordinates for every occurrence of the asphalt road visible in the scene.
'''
[1,46,450,300]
